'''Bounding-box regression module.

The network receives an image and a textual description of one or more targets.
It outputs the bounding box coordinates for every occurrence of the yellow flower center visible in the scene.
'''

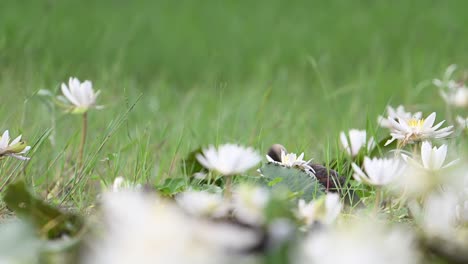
[408,118,425,129]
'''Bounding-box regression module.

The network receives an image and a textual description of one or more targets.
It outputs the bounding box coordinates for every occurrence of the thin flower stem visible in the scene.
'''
[224,175,233,200]
[446,103,453,125]
[412,142,421,157]
[374,187,382,214]
[78,112,88,169]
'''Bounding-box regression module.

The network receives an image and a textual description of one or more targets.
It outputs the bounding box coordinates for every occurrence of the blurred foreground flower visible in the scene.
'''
[339,129,375,157]
[111,177,141,192]
[232,185,269,225]
[266,150,313,172]
[296,220,420,264]
[433,65,468,108]
[352,157,404,186]
[378,105,422,129]
[385,112,453,146]
[420,192,460,238]
[176,190,230,218]
[403,141,457,171]
[0,130,31,161]
[457,116,468,129]
[296,193,342,227]
[196,144,261,176]
[83,191,260,264]
[58,77,102,114]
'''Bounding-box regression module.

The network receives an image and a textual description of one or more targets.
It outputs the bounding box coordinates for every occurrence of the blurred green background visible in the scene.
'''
[2,0,468,83]
[0,0,467,199]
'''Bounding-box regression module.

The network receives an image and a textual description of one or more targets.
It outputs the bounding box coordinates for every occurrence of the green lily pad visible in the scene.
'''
[259,163,325,201]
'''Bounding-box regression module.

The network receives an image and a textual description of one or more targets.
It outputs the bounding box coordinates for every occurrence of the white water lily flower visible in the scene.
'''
[456,116,468,129]
[59,77,102,113]
[404,141,457,171]
[0,130,31,161]
[397,142,458,197]
[352,157,404,186]
[232,185,269,225]
[440,86,468,108]
[296,193,342,226]
[296,220,420,264]
[433,64,468,108]
[196,144,261,176]
[339,129,375,157]
[111,176,141,192]
[84,191,260,264]
[378,105,422,129]
[385,112,453,146]
[176,190,230,218]
[420,192,460,238]
[266,150,314,172]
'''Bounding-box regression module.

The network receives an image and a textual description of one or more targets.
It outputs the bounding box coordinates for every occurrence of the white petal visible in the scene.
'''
[420,141,432,169]
[61,83,80,106]
[423,113,436,129]
[0,130,10,149]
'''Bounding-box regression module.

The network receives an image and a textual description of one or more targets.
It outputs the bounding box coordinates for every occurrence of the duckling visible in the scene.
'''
[267,144,360,205]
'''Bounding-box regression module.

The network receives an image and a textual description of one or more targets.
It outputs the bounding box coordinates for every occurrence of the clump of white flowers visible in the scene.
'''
[0,130,31,161]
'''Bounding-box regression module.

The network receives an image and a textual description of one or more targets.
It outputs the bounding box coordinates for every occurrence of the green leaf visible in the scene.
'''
[267,177,283,187]
[181,147,206,176]
[260,163,325,201]
[2,181,84,239]
[155,177,187,196]
[369,136,397,158]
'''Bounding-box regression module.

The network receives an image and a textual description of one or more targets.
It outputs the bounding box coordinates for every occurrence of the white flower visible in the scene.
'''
[385,112,453,146]
[421,192,459,238]
[456,116,468,129]
[111,177,141,192]
[0,130,31,161]
[266,150,314,172]
[339,129,375,157]
[60,77,102,113]
[196,144,261,176]
[296,193,342,226]
[352,157,404,186]
[433,65,468,108]
[296,220,420,264]
[404,141,457,171]
[176,190,230,218]
[232,185,269,225]
[440,86,468,108]
[83,191,260,264]
[378,105,422,129]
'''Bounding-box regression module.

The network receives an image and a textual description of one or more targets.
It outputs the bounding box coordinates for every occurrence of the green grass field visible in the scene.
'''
[1,0,468,207]
[2,1,468,263]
